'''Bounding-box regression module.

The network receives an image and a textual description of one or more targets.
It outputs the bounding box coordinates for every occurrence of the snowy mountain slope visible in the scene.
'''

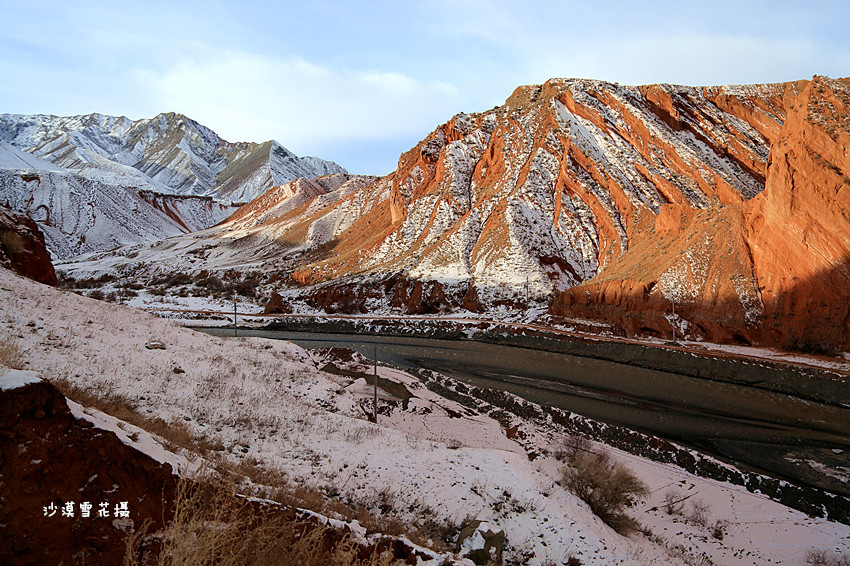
[0,112,346,202]
[136,190,239,233]
[49,172,381,276]
[0,141,66,171]
[0,169,190,260]
[45,76,850,352]
[92,79,784,292]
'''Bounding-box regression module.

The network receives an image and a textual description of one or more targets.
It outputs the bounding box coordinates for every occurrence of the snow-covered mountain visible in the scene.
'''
[0,112,347,259]
[0,112,346,203]
[0,168,238,260]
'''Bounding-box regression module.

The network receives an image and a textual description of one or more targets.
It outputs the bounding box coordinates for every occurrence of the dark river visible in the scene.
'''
[200,328,850,496]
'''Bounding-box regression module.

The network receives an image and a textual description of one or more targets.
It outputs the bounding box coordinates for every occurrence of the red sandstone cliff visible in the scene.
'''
[0,205,57,286]
[550,76,850,352]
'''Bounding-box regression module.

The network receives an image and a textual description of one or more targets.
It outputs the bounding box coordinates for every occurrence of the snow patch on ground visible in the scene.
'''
[0,368,42,391]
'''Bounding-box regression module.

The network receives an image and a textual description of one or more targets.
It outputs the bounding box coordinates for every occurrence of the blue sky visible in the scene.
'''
[1,0,847,175]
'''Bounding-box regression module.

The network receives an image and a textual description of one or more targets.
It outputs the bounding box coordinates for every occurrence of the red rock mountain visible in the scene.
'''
[550,76,850,351]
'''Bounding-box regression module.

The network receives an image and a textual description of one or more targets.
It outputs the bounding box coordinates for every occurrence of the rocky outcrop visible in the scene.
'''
[455,520,506,565]
[390,279,454,314]
[0,374,176,565]
[0,205,56,285]
[264,290,292,314]
[551,76,850,352]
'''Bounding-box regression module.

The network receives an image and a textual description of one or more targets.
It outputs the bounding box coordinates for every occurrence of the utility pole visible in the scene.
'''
[671,295,676,344]
[373,344,378,423]
[233,287,238,338]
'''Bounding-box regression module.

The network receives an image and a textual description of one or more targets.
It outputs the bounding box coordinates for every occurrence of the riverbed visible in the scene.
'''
[199,327,850,497]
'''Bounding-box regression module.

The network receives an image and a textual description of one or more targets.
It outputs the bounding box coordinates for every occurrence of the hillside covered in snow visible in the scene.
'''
[2,266,849,565]
[0,111,349,260]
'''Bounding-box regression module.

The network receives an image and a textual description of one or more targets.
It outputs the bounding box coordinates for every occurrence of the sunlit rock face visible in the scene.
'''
[550,76,850,351]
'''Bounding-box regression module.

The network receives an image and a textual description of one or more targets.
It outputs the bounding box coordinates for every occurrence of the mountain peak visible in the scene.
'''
[0,111,346,201]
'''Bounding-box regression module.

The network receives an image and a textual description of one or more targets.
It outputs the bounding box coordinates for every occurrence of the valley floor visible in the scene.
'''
[3,268,849,565]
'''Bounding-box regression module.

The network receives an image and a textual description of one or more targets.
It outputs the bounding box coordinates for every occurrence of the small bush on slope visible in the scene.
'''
[0,331,23,369]
[561,449,649,534]
[807,549,850,566]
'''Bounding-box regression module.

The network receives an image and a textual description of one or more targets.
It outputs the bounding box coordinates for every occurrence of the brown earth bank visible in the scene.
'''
[0,377,175,565]
[0,205,56,286]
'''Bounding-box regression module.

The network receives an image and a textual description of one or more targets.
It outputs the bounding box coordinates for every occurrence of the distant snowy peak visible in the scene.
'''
[0,112,346,202]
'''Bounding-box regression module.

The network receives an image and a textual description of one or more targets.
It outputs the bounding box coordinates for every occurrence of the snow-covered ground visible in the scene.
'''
[2,267,848,565]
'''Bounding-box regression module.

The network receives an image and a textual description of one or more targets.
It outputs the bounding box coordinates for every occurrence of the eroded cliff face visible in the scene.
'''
[0,205,57,285]
[551,76,850,351]
[745,77,850,350]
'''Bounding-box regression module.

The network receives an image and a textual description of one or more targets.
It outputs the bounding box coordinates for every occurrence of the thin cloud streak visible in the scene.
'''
[133,51,463,169]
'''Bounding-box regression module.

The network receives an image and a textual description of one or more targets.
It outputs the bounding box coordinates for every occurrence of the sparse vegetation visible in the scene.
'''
[124,475,403,566]
[0,331,23,369]
[560,448,649,533]
[663,489,686,515]
[806,549,850,566]
[687,499,711,528]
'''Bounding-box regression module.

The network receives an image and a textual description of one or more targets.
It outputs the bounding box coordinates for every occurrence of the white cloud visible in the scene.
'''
[133,51,463,154]
[527,33,824,87]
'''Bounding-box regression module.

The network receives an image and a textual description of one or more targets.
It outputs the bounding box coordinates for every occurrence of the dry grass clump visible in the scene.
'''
[125,476,403,566]
[49,376,213,456]
[806,549,850,566]
[560,448,649,534]
[0,331,24,369]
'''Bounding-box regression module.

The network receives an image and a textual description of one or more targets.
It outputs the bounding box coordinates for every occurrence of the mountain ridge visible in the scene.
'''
[0,111,346,202]
[51,76,850,352]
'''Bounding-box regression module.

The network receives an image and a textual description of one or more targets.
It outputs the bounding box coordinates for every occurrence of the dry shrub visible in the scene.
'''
[0,332,23,369]
[126,476,401,566]
[561,449,648,533]
[663,489,686,516]
[687,500,710,528]
[807,549,850,566]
